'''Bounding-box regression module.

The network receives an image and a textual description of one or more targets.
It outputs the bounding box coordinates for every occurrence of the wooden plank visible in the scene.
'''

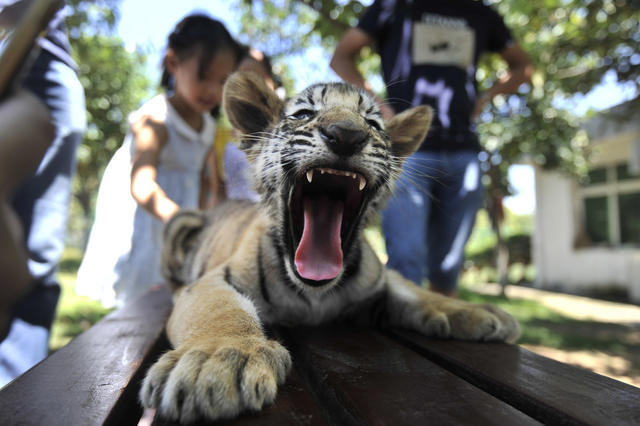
[282,326,540,426]
[388,329,640,426]
[152,364,329,426]
[0,285,173,426]
[224,365,329,426]
[151,328,330,426]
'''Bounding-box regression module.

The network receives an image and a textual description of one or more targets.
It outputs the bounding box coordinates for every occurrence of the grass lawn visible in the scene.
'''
[50,247,112,351]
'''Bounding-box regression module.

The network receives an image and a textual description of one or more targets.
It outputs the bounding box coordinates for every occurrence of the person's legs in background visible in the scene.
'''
[382,152,440,286]
[425,151,483,297]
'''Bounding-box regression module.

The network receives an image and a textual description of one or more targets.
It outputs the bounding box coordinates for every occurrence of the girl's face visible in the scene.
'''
[168,48,236,114]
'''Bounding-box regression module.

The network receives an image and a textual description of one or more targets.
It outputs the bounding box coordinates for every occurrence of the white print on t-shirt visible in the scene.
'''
[412,78,453,128]
[420,13,467,30]
[412,14,475,69]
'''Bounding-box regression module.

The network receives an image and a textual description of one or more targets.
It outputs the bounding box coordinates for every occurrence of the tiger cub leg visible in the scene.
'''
[140,274,291,423]
[384,269,520,343]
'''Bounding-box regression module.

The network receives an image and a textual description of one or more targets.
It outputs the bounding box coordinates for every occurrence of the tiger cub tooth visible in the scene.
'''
[306,170,314,183]
[358,176,366,191]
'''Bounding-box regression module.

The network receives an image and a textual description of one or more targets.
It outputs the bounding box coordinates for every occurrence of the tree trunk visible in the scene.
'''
[488,192,509,297]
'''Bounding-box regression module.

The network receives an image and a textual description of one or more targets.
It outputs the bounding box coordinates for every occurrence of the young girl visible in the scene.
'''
[76,14,241,307]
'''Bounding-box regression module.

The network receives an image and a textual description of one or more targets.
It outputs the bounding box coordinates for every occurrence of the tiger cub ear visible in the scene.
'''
[385,106,432,158]
[223,71,284,135]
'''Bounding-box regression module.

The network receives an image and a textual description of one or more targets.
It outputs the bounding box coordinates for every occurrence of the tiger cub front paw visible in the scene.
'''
[417,299,520,343]
[139,337,292,423]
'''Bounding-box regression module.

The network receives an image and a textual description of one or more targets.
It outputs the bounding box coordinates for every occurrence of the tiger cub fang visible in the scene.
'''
[140,71,520,423]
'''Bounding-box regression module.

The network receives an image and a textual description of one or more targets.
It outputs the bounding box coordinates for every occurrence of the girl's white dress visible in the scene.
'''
[75,94,215,308]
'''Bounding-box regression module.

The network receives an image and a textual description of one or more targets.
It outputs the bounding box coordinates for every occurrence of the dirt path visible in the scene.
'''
[473,283,640,388]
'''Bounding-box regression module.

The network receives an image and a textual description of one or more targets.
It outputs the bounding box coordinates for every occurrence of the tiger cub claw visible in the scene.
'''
[140,338,292,423]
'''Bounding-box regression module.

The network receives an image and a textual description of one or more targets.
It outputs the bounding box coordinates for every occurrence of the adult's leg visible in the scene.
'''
[425,151,483,296]
[382,152,436,286]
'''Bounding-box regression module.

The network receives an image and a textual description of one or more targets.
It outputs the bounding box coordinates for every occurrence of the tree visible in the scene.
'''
[65,0,152,244]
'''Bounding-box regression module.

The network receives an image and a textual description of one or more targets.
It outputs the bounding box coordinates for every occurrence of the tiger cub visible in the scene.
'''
[140,71,520,423]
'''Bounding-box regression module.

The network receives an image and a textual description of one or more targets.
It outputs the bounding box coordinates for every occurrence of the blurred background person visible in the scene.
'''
[0,0,86,386]
[331,0,533,297]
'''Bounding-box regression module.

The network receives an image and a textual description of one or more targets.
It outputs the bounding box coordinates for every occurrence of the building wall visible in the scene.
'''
[533,133,640,303]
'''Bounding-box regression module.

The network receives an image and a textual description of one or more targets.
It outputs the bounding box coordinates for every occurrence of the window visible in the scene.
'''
[584,196,609,244]
[579,163,640,247]
[619,192,640,244]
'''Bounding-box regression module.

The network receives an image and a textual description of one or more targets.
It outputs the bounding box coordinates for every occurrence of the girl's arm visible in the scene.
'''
[130,115,178,222]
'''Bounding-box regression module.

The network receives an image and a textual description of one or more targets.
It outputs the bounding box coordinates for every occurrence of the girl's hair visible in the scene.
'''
[160,14,242,91]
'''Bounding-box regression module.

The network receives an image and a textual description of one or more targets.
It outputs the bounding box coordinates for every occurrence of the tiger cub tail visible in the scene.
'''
[161,209,207,290]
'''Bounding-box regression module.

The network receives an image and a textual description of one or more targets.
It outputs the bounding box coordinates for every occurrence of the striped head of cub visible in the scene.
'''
[141,72,520,424]
[223,71,432,291]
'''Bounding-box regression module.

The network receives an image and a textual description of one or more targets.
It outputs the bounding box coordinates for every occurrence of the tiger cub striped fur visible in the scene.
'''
[140,71,520,423]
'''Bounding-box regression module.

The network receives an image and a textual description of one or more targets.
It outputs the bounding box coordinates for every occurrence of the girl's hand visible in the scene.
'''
[157,197,180,223]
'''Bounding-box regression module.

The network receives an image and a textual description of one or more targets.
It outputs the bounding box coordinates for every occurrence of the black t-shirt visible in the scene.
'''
[358,0,513,151]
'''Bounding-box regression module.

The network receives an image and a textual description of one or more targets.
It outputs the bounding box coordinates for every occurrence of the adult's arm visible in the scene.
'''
[473,43,534,117]
[331,27,395,119]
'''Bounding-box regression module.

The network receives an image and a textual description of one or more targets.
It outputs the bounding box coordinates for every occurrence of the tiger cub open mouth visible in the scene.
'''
[288,166,369,284]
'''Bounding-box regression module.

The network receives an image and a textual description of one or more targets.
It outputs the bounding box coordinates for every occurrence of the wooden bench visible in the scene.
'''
[1,285,639,425]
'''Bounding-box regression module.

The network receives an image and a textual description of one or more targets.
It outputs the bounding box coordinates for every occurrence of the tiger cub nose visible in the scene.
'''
[320,121,367,156]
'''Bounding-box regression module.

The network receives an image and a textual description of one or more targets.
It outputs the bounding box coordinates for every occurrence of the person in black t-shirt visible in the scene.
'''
[331,0,532,296]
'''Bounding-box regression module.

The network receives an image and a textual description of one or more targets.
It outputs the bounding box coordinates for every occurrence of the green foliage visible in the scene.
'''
[235,1,374,94]
[465,209,533,255]
[240,0,367,51]
[65,0,152,244]
[477,0,640,186]
[66,0,119,37]
[51,248,112,351]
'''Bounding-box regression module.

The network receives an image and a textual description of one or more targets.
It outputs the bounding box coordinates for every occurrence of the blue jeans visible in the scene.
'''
[382,151,483,292]
[0,51,85,387]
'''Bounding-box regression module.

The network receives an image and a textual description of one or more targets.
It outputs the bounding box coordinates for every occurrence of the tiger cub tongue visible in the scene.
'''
[294,195,344,281]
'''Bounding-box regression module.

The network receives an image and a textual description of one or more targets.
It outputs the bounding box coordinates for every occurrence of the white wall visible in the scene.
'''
[533,143,640,303]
